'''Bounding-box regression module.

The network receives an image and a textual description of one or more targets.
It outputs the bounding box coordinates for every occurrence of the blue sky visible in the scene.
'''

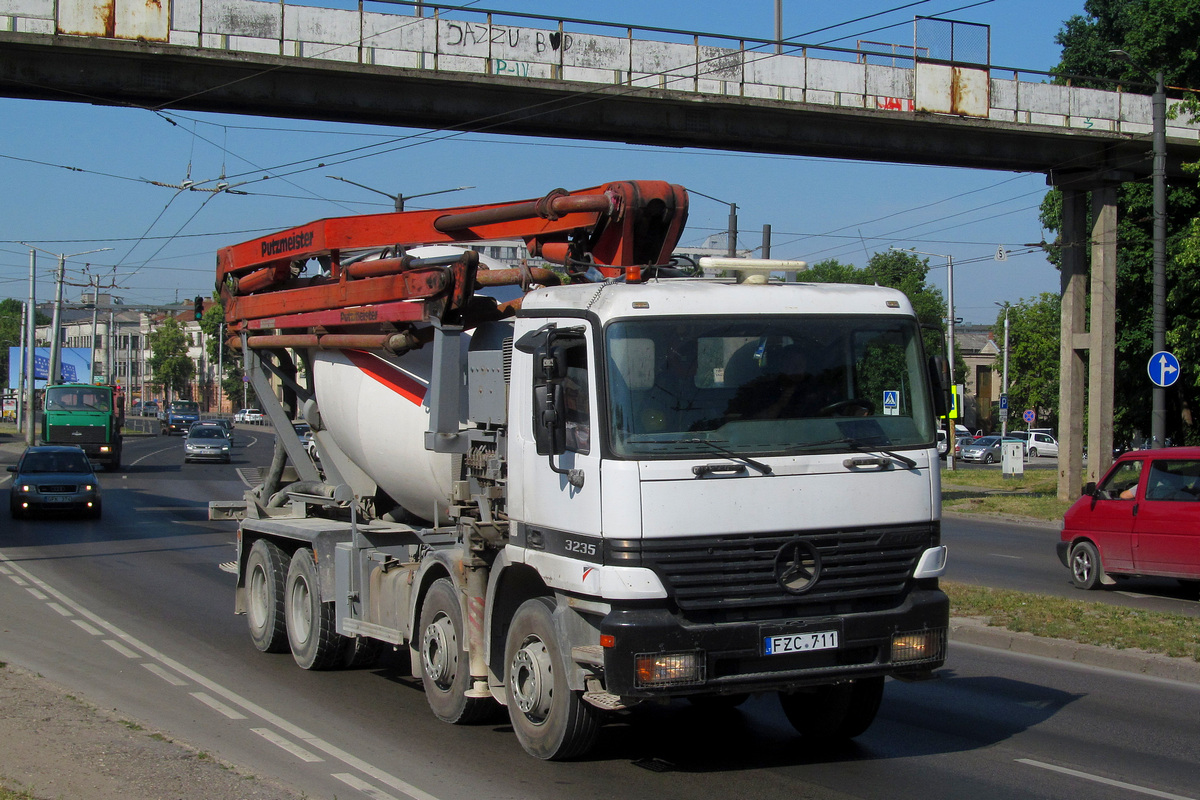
[0,0,1089,325]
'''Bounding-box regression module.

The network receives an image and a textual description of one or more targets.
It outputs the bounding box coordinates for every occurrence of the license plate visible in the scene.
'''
[764,630,839,655]
[45,496,71,503]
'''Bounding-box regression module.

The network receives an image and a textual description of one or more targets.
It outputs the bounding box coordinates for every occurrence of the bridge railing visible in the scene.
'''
[5,0,1197,138]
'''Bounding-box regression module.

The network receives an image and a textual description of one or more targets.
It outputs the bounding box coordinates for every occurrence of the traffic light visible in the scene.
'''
[193,296,204,320]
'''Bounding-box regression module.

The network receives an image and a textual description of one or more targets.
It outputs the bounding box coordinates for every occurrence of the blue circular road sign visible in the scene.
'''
[1148,351,1181,388]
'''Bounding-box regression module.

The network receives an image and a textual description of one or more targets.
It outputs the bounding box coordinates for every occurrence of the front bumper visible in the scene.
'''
[185,448,230,462]
[598,588,948,697]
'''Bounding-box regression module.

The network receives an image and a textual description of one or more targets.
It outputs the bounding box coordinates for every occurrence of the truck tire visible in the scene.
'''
[285,547,344,669]
[246,539,289,653]
[1069,541,1105,590]
[504,596,600,760]
[778,676,884,741]
[418,579,494,724]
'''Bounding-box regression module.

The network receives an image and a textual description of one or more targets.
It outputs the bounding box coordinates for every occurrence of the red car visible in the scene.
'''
[1057,447,1200,590]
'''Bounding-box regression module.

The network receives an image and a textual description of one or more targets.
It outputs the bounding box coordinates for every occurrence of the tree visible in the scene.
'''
[148,316,195,401]
[993,294,1062,431]
[0,299,50,385]
[805,252,966,380]
[1043,0,1200,445]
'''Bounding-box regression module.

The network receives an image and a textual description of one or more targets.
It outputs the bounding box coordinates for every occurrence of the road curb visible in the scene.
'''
[950,616,1200,684]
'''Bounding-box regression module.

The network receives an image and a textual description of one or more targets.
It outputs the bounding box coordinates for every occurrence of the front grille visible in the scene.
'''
[47,425,105,444]
[39,484,77,493]
[608,524,934,618]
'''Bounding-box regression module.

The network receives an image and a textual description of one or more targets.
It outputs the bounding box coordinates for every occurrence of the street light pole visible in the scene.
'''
[689,189,741,258]
[24,249,36,447]
[996,301,1010,437]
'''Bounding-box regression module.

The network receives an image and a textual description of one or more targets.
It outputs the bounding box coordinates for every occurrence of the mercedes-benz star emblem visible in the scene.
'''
[774,540,821,594]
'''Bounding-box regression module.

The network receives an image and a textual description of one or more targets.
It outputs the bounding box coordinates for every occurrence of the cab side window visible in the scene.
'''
[562,341,590,455]
[1098,460,1143,500]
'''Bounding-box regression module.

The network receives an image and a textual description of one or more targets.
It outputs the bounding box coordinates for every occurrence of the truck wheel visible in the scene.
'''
[418,579,494,724]
[1069,541,1105,590]
[285,548,343,669]
[246,539,289,653]
[341,636,382,669]
[504,596,600,760]
[778,676,884,740]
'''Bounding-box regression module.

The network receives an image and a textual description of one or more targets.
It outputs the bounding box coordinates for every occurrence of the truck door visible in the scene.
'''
[1133,458,1200,577]
[512,321,603,544]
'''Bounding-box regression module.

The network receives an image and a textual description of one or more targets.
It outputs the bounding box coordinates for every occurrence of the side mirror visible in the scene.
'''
[1082,481,1096,497]
[927,354,950,418]
[6,465,16,473]
[516,324,584,458]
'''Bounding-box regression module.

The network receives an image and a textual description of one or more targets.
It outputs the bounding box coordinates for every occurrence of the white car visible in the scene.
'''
[1026,431,1059,458]
[235,408,264,424]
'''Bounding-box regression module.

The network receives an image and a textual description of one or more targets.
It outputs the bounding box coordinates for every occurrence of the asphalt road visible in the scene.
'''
[1,432,1198,800]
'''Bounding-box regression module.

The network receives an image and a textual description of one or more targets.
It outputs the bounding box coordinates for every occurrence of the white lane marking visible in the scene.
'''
[25,588,47,600]
[191,692,248,720]
[103,639,140,659]
[143,662,188,687]
[333,773,401,800]
[0,565,10,575]
[1018,759,1197,800]
[129,445,185,466]
[7,574,28,587]
[71,619,103,636]
[988,553,1022,560]
[251,728,324,763]
[0,549,440,800]
[47,601,72,616]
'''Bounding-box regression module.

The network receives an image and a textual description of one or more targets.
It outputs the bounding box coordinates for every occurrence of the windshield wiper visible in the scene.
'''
[788,437,917,470]
[682,438,773,475]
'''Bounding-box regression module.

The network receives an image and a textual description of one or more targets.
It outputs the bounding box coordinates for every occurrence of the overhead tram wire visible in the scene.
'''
[154,1,990,188]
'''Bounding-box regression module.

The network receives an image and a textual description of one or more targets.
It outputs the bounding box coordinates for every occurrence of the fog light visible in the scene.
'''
[891,629,946,663]
[634,651,705,688]
[99,446,111,453]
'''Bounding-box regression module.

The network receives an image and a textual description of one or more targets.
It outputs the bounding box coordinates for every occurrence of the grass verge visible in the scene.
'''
[944,580,1200,662]
[941,467,1073,521]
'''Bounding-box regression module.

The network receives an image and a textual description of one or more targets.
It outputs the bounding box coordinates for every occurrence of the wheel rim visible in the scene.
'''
[422,612,458,690]
[510,636,554,724]
[288,575,313,646]
[1072,548,1092,584]
[248,563,268,630]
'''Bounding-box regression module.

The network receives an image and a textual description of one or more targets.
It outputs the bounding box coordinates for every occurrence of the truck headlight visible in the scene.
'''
[634,651,705,688]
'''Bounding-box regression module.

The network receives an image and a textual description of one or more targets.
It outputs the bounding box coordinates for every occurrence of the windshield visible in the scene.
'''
[605,316,936,458]
[45,386,111,412]
[22,452,93,473]
[170,401,200,413]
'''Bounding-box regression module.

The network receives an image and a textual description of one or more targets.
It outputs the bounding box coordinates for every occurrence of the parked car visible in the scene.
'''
[1058,447,1200,590]
[291,422,317,459]
[139,401,159,417]
[959,435,1026,464]
[235,408,264,424]
[936,430,948,459]
[183,425,232,463]
[8,445,101,519]
[954,435,979,457]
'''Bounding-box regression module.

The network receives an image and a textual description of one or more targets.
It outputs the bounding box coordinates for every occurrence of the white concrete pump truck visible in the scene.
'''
[211,180,950,760]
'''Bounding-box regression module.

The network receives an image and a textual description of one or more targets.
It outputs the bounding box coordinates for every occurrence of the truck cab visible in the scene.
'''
[160,400,201,435]
[40,383,123,471]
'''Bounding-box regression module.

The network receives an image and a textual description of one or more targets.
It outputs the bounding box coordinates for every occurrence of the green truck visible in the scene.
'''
[41,383,123,471]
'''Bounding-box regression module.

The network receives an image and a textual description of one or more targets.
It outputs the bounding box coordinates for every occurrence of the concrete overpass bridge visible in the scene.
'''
[3,0,1197,495]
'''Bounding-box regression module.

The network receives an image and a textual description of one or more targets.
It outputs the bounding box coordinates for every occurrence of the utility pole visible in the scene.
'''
[21,246,113,387]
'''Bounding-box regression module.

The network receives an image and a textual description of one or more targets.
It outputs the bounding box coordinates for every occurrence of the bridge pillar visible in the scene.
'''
[1052,173,1124,501]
